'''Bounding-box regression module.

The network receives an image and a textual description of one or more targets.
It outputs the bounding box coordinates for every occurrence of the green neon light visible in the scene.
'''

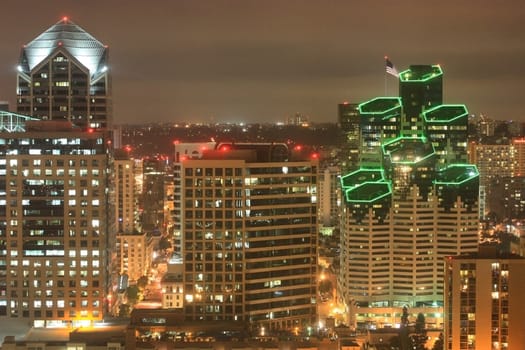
[381,137,435,165]
[423,104,468,123]
[399,65,443,82]
[434,164,479,185]
[340,168,385,190]
[344,181,392,203]
[358,97,402,115]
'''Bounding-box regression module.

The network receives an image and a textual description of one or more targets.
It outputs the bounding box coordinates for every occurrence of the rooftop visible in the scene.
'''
[382,137,435,165]
[19,17,108,76]
[434,164,479,185]
[399,64,443,82]
[358,97,402,120]
[423,104,469,123]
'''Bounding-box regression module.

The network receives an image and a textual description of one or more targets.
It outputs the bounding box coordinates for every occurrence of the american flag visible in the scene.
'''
[385,57,399,77]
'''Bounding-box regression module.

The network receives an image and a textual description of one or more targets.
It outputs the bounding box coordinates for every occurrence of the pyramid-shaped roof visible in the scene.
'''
[20,17,107,76]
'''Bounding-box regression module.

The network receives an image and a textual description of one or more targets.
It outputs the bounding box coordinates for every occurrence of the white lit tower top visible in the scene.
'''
[16,17,111,130]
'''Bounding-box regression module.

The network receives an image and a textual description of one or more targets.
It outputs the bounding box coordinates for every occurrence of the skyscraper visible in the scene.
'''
[173,142,318,331]
[16,17,111,131]
[338,65,479,329]
[0,119,112,327]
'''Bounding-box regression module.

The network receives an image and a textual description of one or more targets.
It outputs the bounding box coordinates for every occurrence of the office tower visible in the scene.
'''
[16,17,111,131]
[358,97,402,168]
[0,119,112,327]
[444,247,525,349]
[399,65,443,137]
[173,142,318,330]
[338,65,479,329]
[338,102,360,172]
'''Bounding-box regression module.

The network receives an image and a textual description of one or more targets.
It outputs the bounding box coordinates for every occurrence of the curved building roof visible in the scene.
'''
[19,17,107,76]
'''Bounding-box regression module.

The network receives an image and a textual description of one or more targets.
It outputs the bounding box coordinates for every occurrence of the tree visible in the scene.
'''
[127,285,140,304]
[432,333,444,350]
[410,313,428,350]
[400,306,410,350]
[158,236,172,251]
[319,279,333,295]
[137,275,149,291]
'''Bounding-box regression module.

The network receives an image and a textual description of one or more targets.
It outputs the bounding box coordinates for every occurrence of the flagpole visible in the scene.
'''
[385,69,387,95]
[384,56,388,95]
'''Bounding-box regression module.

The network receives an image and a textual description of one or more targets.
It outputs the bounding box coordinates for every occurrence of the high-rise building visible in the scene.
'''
[0,119,112,327]
[114,155,138,234]
[338,65,479,329]
[318,166,341,228]
[338,102,360,172]
[444,246,525,349]
[16,17,111,131]
[173,142,318,331]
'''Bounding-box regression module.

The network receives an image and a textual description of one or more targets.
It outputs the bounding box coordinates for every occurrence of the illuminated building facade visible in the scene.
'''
[445,247,525,350]
[0,120,112,327]
[115,232,153,282]
[338,102,360,172]
[338,65,479,329]
[114,157,138,234]
[174,143,318,330]
[16,18,111,131]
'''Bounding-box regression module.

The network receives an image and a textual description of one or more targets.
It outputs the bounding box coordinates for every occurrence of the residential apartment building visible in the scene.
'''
[444,246,525,349]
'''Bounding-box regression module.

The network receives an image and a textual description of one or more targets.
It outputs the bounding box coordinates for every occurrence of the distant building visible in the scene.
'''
[0,119,113,327]
[173,142,318,330]
[338,102,360,172]
[161,259,184,309]
[115,231,153,282]
[318,166,341,228]
[16,17,112,131]
[114,156,138,234]
[444,246,525,349]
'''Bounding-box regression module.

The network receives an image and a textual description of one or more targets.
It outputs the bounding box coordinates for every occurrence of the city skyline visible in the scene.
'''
[0,0,524,124]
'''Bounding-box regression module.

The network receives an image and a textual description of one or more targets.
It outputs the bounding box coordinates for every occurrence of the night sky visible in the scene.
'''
[1,0,524,124]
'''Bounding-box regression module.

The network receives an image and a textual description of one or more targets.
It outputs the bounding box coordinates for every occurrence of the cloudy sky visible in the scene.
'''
[0,0,524,124]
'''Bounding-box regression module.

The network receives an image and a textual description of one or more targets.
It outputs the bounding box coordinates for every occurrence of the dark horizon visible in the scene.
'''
[1,0,524,124]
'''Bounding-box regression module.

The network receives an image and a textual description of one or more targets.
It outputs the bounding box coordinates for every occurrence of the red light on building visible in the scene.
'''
[173,140,180,145]
[87,128,94,133]
[311,153,319,159]
[180,155,188,161]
